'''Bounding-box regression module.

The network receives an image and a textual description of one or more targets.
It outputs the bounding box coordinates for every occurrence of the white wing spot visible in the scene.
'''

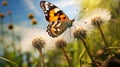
[45,5,49,10]
[51,4,53,6]
[54,21,58,25]
[56,23,61,27]
[44,10,47,12]
[57,28,61,31]
[45,14,48,16]
[45,2,49,5]
[54,8,60,13]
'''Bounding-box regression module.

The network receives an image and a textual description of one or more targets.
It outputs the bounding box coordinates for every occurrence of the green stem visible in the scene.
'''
[97,25,114,56]
[79,48,86,67]
[0,18,6,56]
[8,14,16,53]
[81,39,97,67]
[62,47,72,67]
[26,53,32,67]
[38,47,46,67]
[11,29,16,52]
[0,18,4,45]
[6,2,16,51]
[97,24,109,48]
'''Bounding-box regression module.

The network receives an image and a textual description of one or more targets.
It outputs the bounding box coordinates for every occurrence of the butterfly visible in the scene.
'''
[40,1,74,37]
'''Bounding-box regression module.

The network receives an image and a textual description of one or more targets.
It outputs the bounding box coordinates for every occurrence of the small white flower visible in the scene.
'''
[21,28,74,53]
[84,8,111,26]
[73,27,87,39]
[73,8,111,34]
[21,28,55,52]
[32,37,45,49]
[73,19,94,35]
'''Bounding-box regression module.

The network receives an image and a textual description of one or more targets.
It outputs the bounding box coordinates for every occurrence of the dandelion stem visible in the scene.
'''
[81,39,97,67]
[62,47,72,67]
[0,18,6,56]
[38,47,46,67]
[8,14,16,53]
[0,18,4,45]
[97,24,109,48]
[5,1,16,52]
[26,52,32,67]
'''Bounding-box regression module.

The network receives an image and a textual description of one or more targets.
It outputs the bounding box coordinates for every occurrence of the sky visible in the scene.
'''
[0,0,79,29]
[0,0,81,53]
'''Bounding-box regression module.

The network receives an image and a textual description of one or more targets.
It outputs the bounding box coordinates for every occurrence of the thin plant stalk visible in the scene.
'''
[11,29,15,51]
[97,24,109,48]
[62,47,72,67]
[81,39,97,67]
[26,52,32,67]
[38,47,46,67]
[4,0,16,52]
[0,18,6,56]
[8,14,16,53]
[0,18,4,45]
[7,14,16,54]
[79,48,86,67]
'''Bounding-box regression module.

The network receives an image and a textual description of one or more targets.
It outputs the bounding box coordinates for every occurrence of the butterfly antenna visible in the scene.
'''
[72,7,89,27]
[73,8,86,21]
[73,0,91,21]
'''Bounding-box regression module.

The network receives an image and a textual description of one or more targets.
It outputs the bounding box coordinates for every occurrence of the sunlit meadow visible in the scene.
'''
[0,0,120,67]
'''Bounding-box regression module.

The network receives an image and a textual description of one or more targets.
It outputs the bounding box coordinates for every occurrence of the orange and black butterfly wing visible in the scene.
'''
[40,1,70,22]
[40,1,73,37]
[47,20,68,37]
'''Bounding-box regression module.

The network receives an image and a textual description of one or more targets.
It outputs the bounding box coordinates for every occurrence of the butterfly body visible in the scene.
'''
[40,1,74,37]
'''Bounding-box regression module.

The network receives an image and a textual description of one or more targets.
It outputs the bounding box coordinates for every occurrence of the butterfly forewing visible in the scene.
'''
[40,1,74,37]
[40,1,70,22]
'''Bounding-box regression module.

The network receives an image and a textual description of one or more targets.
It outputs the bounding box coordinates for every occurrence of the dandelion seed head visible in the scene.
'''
[0,13,5,19]
[21,28,75,52]
[31,19,37,25]
[55,39,66,48]
[28,13,34,19]
[7,11,12,15]
[21,29,56,52]
[21,29,43,52]
[73,18,94,35]
[8,24,14,30]
[76,8,111,31]
[85,8,111,26]
[91,16,103,26]
[32,37,45,49]
[2,1,8,6]
[74,27,87,39]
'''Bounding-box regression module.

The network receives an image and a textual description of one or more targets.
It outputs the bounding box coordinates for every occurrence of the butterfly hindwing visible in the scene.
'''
[47,20,68,37]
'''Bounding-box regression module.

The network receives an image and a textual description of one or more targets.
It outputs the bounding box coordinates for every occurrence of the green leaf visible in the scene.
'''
[78,48,86,67]
[79,48,86,60]
[0,56,18,67]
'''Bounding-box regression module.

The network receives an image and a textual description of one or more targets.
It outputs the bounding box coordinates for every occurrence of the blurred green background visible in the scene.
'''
[0,0,120,67]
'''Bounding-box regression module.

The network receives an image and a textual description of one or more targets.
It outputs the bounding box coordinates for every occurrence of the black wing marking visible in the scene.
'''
[40,1,69,22]
[47,21,67,37]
